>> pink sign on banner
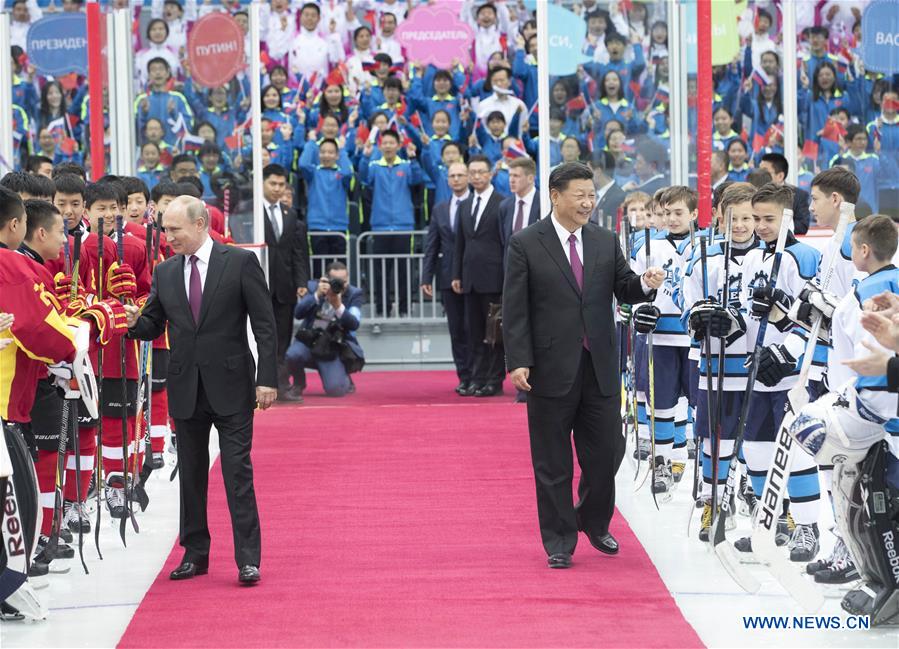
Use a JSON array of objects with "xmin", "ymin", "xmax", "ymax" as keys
[
  {"xmin": 396, "ymin": 4, "xmax": 474, "ymax": 68},
  {"xmin": 187, "ymin": 13, "xmax": 245, "ymax": 88}
]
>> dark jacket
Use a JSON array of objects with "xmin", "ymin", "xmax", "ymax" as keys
[
  {"xmin": 129, "ymin": 241, "xmax": 278, "ymax": 419},
  {"xmin": 264, "ymin": 203, "xmax": 310, "ymax": 304},
  {"xmin": 452, "ymin": 190, "xmax": 505, "ymax": 294},
  {"xmin": 502, "ymin": 217, "xmax": 654, "ymax": 398},
  {"xmin": 791, "ymin": 186, "xmax": 811, "ymax": 235},
  {"xmin": 294, "ymin": 279, "xmax": 364, "ymax": 361},
  {"xmin": 498, "ymin": 193, "xmax": 541, "ymax": 249},
  {"xmin": 421, "ymin": 199, "xmax": 458, "ymax": 291},
  {"xmin": 594, "ymin": 182, "xmax": 626, "ymax": 224}
]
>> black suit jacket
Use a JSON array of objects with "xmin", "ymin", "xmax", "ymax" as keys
[
  {"xmin": 264, "ymin": 203, "xmax": 310, "ymax": 304},
  {"xmin": 422, "ymin": 199, "xmax": 459, "ymax": 291},
  {"xmin": 594, "ymin": 182, "xmax": 626, "ymax": 224},
  {"xmin": 503, "ymin": 217, "xmax": 654, "ymax": 398},
  {"xmin": 499, "ymin": 193, "xmax": 541, "ymax": 249},
  {"xmin": 452, "ymin": 190, "xmax": 505, "ymax": 294},
  {"xmin": 129, "ymin": 241, "xmax": 279, "ymax": 419},
  {"xmin": 791, "ymin": 186, "xmax": 811, "ymax": 235}
]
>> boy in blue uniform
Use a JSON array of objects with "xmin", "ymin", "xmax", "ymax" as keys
[
  {"xmin": 298, "ymin": 138, "xmax": 354, "ymax": 277},
  {"xmin": 358, "ymin": 130, "xmax": 423, "ymax": 316}
]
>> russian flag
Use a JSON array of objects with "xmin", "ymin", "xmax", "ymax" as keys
[
  {"xmin": 182, "ymin": 133, "xmax": 205, "ymax": 153},
  {"xmin": 504, "ymin": 139, "xmax": 528, "ymax": 160},
  {"xmin": 751, "ymin": 66, "xmax": 772, "ymax": 88},
  {"xmin": 654, "ymin": 86, "xmax": 670, "ymax": 105}
]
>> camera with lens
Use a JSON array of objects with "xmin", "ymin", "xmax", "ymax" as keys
[{"xmin": 329, "ymin": 276, "xmax": 346, "ymax": 294}]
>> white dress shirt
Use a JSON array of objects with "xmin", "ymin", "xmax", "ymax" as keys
[
  {"xmin": 471, "ymin": 186, "xmax": 494, "ymax": 230},
  {"xmin": 264, "ymin": 200, "xmax": 284, "ymax": 238},
  {"xmin": 183, "ymin": 235, "xmax": 213, "ymax": 296},
  {"xmin": 551, "ymin": 213, "xmax": 653, "ymax": 293},
  {"xmin": 449, "ymin": 190, "xmax": 470, "ymax": 231},
  {"xmin": 551, "ymin": 213, "xmax": 582, "ymax": 265}
]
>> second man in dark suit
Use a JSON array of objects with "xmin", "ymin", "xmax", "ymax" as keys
[
  {"xmin": 262, "ymin": 164, "xmax": 310, "ymax": 402},
  {"xmin": 422, "ymin": 161, "xmax": 471, "ymax": 394},
  {"xmin": 452, "ymin": 155, "xmax": 506, "ymax": 397},
  {"xmin": 499, "ymin": 156, "xmax": 540, "ymax": 249}
]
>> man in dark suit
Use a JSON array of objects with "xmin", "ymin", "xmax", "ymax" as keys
[
  {"xmin": 503, "ymin": 162, "xmax": 664, "ymax": 569},
  {"xmin": 452, "ymin": 155, "xmax": 506, "ymax": 397},
  {"xmin": 285, "ymin": 262, "xmax": 365, "ymax": 397},
  {"xmin": 758, "ymin": 152, "xmax": 811, "ymax": 234},
  {"xmin": 421, "ymin": 161, "xmax": 471, "ymax": 393},
  {"xmin": 124, "ymin": 196, "xmax": 277, "ymax": 584},
  {"xmin": 623, "ymin": 140, "xmax": 669, "ymax": 196},
  {"xmin": 591, "ymin": 151, "xmax": 626, "ymax": 226},
  {"xmin": 498, "ymin": 157, "xmax": 540, "ymax": 249},
  {"xmin": 262, "ymin": 163, "xmax": 310, "ymax": 402}
]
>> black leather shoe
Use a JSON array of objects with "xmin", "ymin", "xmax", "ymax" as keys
[
  {"xmin": 547, "ymin": 553, "xmax": 572, "ymax": 569},
  {"xmin": 458, "ymin": 383, "xmax": 479, "ymax": 397},
  {"xmin": 277, "ymin": 389, "xmax": 303, "ymax": 403},
  {"xmin": 238, "ymin": 565, "xmax": 260, "ymax": 584},
  {"xmin": 587, "ymin": 532, "xmax": 619, "ymax": 555},
  {"xmin": 474, "ymin": 384, "xmax": 502, "ymax": 397},
  {"xmin": 169, "ymin": 561, "xmax": 209, "ymax": 580},
  {"xmin": 454, "ymin": 381, "xmax": 469, "ymax": 395}
]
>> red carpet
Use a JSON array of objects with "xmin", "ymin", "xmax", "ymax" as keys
[{"xmin": 119, "ymin": 371, "xmax": 702, "ymax": 648}]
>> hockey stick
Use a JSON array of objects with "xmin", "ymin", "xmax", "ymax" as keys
[
  {"xmin": 750, "ymin": 203, "xmax": 854, "ymax": 612},
  {"xmin": 68, "ymin": 235, "xmax": 88, "ymax": 574},
  {"xmin": 699, "ymin": 232, "xmax": 718, "ymax": 515},
  {"xmin": 95, "ymin": 219, "xmax": 104, "ymax": 559},
  {"xmin": 711, "ymin": 216, "xmax": 792, "ymax": 594},
  {"xmin": 618, "ymin": 215, "xmax": 640, "ymax": 478},
  {"xmin": 114, "ymin": 215, "xmax": 135, "ymax": 544},
  {"xmin": 636, "ymin": 228, "xmax": 659, "ymax": 509},
  {"xmin": 44, "ymin": 398, "xmax": 70, "ymax": 564},
  {"xmin": 688, "ymin": 220, "xmax": 702, "ymax": 507},
  {"xmin": 711, "ymin": 214, "xmax": 734, "ymax": 527}
]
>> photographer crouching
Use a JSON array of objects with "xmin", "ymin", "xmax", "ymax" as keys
[{"xmin": 285, "ymin": 262, "xmax": 365, "ymax": 399}]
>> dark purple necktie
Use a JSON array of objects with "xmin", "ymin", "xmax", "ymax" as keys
[
  {"xmin": 513, "ymin": 199, "xmax": 525, "ymax": 233},
  {"xmin": 568, "ymin": 234, "xmax": 583, "ymax": 290},
  {"xmin": 188, "ymin": 254, "xmax": 202, "ymax": 324},
  {"xmin": 568, "ymin": 234, "xmax": 589, "ymax": 350}
]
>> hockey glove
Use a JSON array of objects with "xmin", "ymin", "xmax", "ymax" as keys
[
  {"xmin": 106, "ymin": 262, "xmax": 137, "ymax": 301},
  {"xmin": 53, "ymin": 272, "xmax": 75, "ymax": 301},
  {"xmin": 63, "ymin": 294, "xmax": 90, "ymax": 319},
  {"xmin": 754, "ymin": 344, "xmax": 797, "ymax": 387},
  {"xmin": 633, "ymin": 304, "xmax": 661, "ymax": 334},
  {"xmin": 751, "ymin": 285, "xmax": 793, "ymax": 329},
  {"xmin": 617, "ymin": 303, "xmax": 633, "ymax": 325},
  {"xmin": 690, "ymin": 300, "xmax": 746, "ymax": 343},
  {"xmin": 787, "ymin": 281, "xmax": 837, "ymax": 344},
  {"xmin": 80, "ymin": 298, "xmax": 129, "ymax": 346}
]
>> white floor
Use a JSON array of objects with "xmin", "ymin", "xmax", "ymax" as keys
[{"xmin": 2, "ymin": 430, "xmax": 896, "ymax": 648}]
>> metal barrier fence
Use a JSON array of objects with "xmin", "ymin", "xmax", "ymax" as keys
[
  {"xmin": 308, "ymin": 231, "xmax": 354, "ymax": 281},
  {"xmin": 354, "ymin": 230, "xmax": 444, "ymax": 323}
]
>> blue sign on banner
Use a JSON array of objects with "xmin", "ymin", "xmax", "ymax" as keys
[
  {"xmin": 862, "ymin": 0, "xmax": 899, "ymax": 74},
  {"xmin": 546, "ymin": 4, "xmax": 591, "ymax": 76},
  {"xmin": 26, "ymin": 13, "xmax": 88, "ymax": 76}
]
